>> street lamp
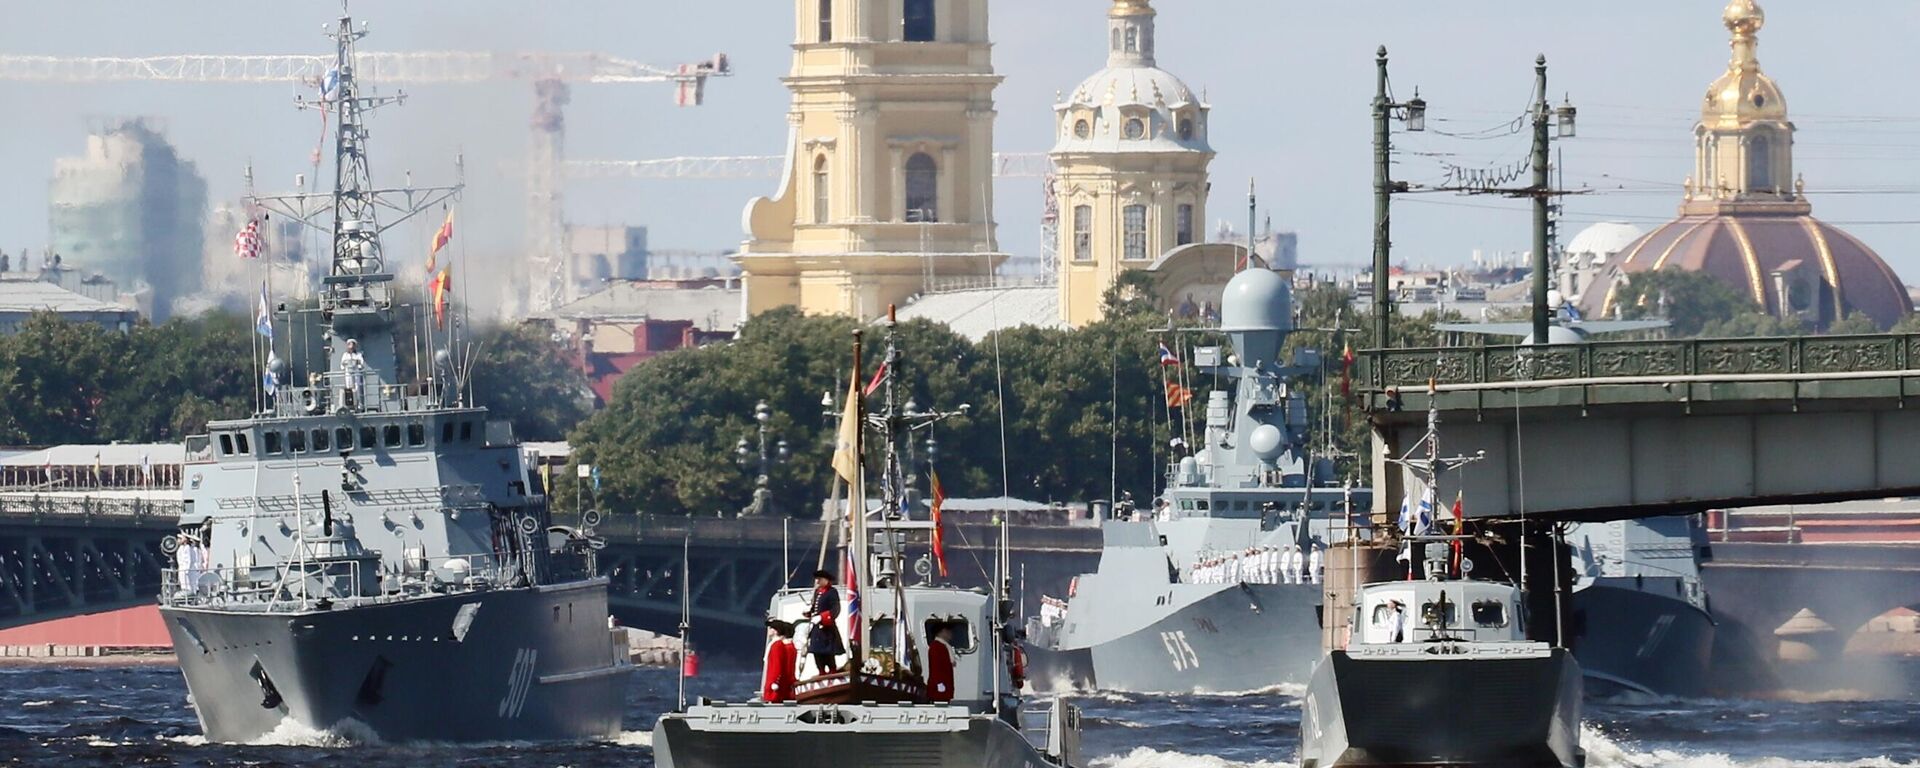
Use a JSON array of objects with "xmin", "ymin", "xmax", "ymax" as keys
[
  {"xmin": 1373, "ymin": 46, "xmax": 1428, "ymax": 350},
  {"xmin": 1555, "ymin": 96, "xmax": 1578, "ymax": 139},
  {"xmin": 739, "ymin": 399, "xmax": 788, "ymax": 517}
]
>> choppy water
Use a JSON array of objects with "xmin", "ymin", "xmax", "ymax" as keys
[{"xmin": 4, "ymin": 662, "xmax": 1920, "ymax": 767}]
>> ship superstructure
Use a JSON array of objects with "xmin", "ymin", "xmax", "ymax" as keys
[
  {"xmin": 159, "ymin": 12, "xmax": 628, "ymax": 743},
  {"xmin": 653, "ymin": 313, "xmax": 1081, "ymax": 768},
  {"xmin": 1025, "ymin": 267, "xmax": 1372, "ymax": 693}
]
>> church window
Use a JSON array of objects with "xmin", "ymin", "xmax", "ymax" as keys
[
  {"xmin": 818, "ymin": 0, "xmax": 833, "ymax": 42},
  {"xmin": 1178, "ymin": 118, "xmax": 1195, "ymax": 141},
  {"xmin": 905, "ymin": 152, "xmax": 938, "ymax": 223},
  {"xmin": 1747, "ymin": 134, "xmax": 1773, "ymax": 193},
  {"xmin": 813, "ymin": 155, "xmax": 831, "ymax": 224},
  {"xmin": 1123, "ymin": 117, "xmax": 1146, "ymax": 140},
  {"xmin": 1124, "ymin": 26, "xmax": 1138, "ymax": 54},
  {"xmin": 1073, "ymin": 205, "xmax": 1093, "ymax": 262},
  {"xmin": 903, "ymin": 0, "xmax": 935, "ymax": 42},
  {"xmin": 1074, "ymin": 119, "xmax": 1090, "ymax": 139},
  {"xmin": 1112, "ymin": 28, "xmax": 1122, "ymax": 53},
  {"xmin": 1123, "ymin": 205, "xmax": 1148, "ymax": 260},
  {"xmin": 1176, "ymin": 204, "xmax": 1195, "ymax": 246}
]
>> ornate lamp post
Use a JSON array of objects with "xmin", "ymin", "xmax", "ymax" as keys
[{"xmin": 736, "ymin": 399, "xmax": 789, "ymax": 516}]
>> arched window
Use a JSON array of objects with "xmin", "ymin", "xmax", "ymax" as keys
[
  {"xmin": 1123, "ymin": 204, "xmax": 1148, "ymax": 260},
  {"xmin": 1176, "ymin": 204, "xmax": 1195, "ymax": 246},
  {"xmin": 1124, "ymin": 26, "xmax": 1138, "ymax": 54},
  {"xmin": 1073, "ymin": 205, "xmax": 1093, "ymax": 261},
  {"xmin": 1747, "ymin": 133, "xmax": 1773, "ymax": 193},
  {"xmin": 904, "ymin": 0, "xmax": 935, "ymax": 42},
  {"xmin": 905, "ymin": 152, "xmax": 938, "ymax": 223},
  {"xmin": 813, "ymin": 155, "xmax": 830, "ymax": 224},
  {"xmin": 819, "ymin": 0, "xmax": 833, "ymax": 43}
]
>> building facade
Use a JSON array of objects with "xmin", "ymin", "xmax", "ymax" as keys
[
  {"xmin": 1052, "ymin": 0, "xmax": 1214, "ymax": 326},
  {"xmin": 48, "ymin": 121, "xmax": 206, "ymax": 321},
  {"xmin": 735, "ymin": 0, "xmax": 1006, "ymax": 319}
]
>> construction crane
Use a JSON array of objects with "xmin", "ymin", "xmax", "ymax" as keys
[
  {"xmin": 0, "ymin": 49, "xmax": 732, "ymax": 315},
  {"xmin": 565, "ymin": 152, "xmax": 1054, "ymax": 180}
]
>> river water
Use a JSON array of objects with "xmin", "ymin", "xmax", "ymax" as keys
[{"xmin": 4, "ymin": 662, "xmax": 1919, "ymax": 767}]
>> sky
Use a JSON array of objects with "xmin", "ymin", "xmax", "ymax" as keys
[{"xmin": 3, "ymin": 1, "xmax": 1919, "ymax": 286}]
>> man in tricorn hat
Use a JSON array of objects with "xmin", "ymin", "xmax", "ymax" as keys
[
  {"xmin": 760, "ymin": 618, "xmax": 798, "ymax": 702},
  {"xmin": 801, "ymin": 569, "xmax": 845, "ymax": 676}
]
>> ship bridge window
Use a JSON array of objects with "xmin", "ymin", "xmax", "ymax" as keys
[
  {"xmin": 1370, "ymin": 603, "xmax": 1395, "ymax": 626},
  {"xmin": 234, "ymin": 433, "xmax": 250, "ymax": 455},
  {"xmin": 217, "ymin": 434, "xmax": 234, "ymax": 455},
  {"xmin": 407, "ymin": 423, "xmax": 426, "ymax": 447},
  {"xmin": 1196, "ymin": 499, "xmax": 1210, "ymax": 511},
  {"xmin": 263, "ymin": 431, "xmax": 282, "ymax": 455},
  {"xmin": 289, "ymin": 429, "xmax": 307, "ymax": 453},
  {"xmin": 311, "ymin": 428, "xmax": 330, "ymax": 452},
  {"xmin": 336, "ymin": 427, "xmax": 352, "ymax": 451},
  {"xmin": 360, "ymin": 426, "xmax": 377, "ymax": 450},
  {"xmin": 383, "ymin": 425, "xmax": 402, "ymax": 448},
  {"xmin": 926, "ymin": 616, "xmax": 976, "ymax": 653},
  {"xmin": 1420, "ymin": 600, "xmax": 1458, "ymax": 629},
  {"xmin": 1471, "ymin": 600, "xmax": 1508, "ymax": 628},
  {"xmin": 460, "ymin": 421, "xmax": 474, "ymax": 442},
  {"xmin": 441, "ymin": 421, "xmax": 455, "ymax": 444}
]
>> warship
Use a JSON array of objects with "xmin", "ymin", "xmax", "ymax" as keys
[
  {"xmin": 1023, "ymin": 266, "xmax": 1372, "ymax": 693},
  {"xmin": 653, "ymin": 314, "xmax": 1082, "ymax": 768},
  {"xmin": 157, "ymin": 12, "xmax": 629, "ymax": 743},
  {"xmin": 1567, "ymin": 516, "xmax": 1715, "ymax": 697},
  {"xmin": 1297, "ymin": 398, "xmax": 1583, "ymax": 768}
]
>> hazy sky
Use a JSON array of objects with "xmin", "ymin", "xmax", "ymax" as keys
[{"xmin": 4, "ymin": 1, "xmax": 1919, "ymax": 284}]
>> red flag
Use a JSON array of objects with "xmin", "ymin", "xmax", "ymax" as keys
[
  {"xmin": 862, "ymin": 361, "xmax": 889, "ymax": 397},
  {"xmin": 432, "ymin": 266, "xmax": 453, "ymax": 327},
  {"xmin": 234, "ymin": 219, "xmax": 263, "ymax": 259},
  {"xmin": 427, "ymin": 209, "xmax": 454, "ymax": 272},
  {"xmin": 1340, "ymin": 341, "xmax": 1355, "ymax": 399},
  {"xmin": 929, "ymin": 469, "xmax": 949, "ymax": 578},
  {"xmin": 1451, "ymin": 490, "xmax": 1466, "ymax": 576},
  {"xmin": 1165, "ymin": 380, "xmax": 1193, "ymax": 409}
]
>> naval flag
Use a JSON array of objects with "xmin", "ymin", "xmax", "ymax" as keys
[{"xmin": 254, "ymin": 282, "xmax": 273, "ymax": 340}]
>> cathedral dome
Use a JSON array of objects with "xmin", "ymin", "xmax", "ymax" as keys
[
  {"xmin": 1052, "ymin": 0, "xmax": 1211, "ymax": 156},
  {"xmin": 1565, "ymin": 221, "xmax": 1644, "ymax": 268},
  {"xmin": 1577, "ymin": 0, "xmax": 1910, "ymax": 330},
  {"xmin": 1582, "ymin": 213, "xmax": 1909, "ymax": 329}
]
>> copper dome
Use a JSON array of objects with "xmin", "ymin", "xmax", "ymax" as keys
[{"xmin": 1583, "ymin": 212, "xmax": 1909, "ymax": 329}]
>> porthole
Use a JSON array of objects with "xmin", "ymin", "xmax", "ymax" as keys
[
  {"xmin": 1074, "ymin": 119, "xmax": 1090, "ymax": 139},
  {"xmin": 1123, "ymin": 118, "xmax": 1146, "ymax": 140}
]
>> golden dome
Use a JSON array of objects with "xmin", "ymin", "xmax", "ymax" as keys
[
  {"xmin": 1703, "ymin": 0, "xmax": 1785, "ymax": 127},
  {"xmin": 1110, "ymin": 0, "xmax": 1154, "ymax": 18}
]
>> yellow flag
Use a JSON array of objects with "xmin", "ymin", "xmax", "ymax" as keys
[{"xmin": 830, "ymin": 374, "xmax": 862, "ymax": 485}]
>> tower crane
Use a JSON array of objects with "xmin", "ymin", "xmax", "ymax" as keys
[{"xmin": 0, "ymin": 48, "xmax": 732, "ymax": 315}]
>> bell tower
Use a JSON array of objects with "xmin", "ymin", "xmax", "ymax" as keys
[{"xmin": 735, "ymin": 0, "xmax": 1006, "ymax": 319}]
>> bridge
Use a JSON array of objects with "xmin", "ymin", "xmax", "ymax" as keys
[
  {"xmin": 0, "ymin": 493, "xmax": 174, "ymax": 631},
  {"xmin": 1360, "ymin": 333, "xmax": 1920, "ymax": 521}
]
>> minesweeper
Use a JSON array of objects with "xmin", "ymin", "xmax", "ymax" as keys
[
  {"xmin": 158, "ymin": 12, "xmax": 629, "ymax": 743},
  {"xmin": 1024, "ymin": 266, "xmax": 1371, "ymax": 693},
  {"xmin": 653, "ymin": 314, "xmax": 1081, "ymax": 768},
  {"xmin": 1298, "ymin": 396, "xmax": 1583, "ymax": 768}
]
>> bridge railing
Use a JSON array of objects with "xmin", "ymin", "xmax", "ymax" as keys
[{"xmin": 1362, "ymin": 332, "xmax": 1920, "ymax": 392}]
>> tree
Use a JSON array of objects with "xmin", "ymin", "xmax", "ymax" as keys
[
  {"xmin": 468, "ymin": 322, "xmax": 592, "ymax": 442},
  {"xmin": 1891, "ymin": 313, "xmax": 1920, "ymax": 334},
  {"xmin": 0, "ymin": 313, "xmax": 125, "ymax": 444},
  {"xmin": 96, "ymin": 314, "xmax": 255, "ymax": 442},
  {"xmin": 1700, "ymin": 312, "xmax": 1807, "ymax": 338},
  {"xmin": 1824, "ymin": 311, "xmax": 1881, "ymax": 336},
  {"xmin": 1609, "ymin": 270, "xmax": 1751, "ymax": 337},
  {"xmin": 1102, "ymin": 270, "xmax": 1162, "ymax": 320}
]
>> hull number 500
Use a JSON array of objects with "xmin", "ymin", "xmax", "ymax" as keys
[{"xmin": 1160, "ymin": 630, "xmax": 1200, "ymax": 670}]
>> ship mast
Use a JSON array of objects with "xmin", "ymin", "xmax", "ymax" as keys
[{"xmin": 246, "ymin": 11, "xmax": 461, "ymax": 410}]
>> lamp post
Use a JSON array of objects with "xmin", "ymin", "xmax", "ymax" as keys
[
  {"xmin": 736, "ymin": 399, "xmax": 789, "ymax": 517},
  {"xmin": 1528, "ymin": 55, "xmax": 1578, "ymax": 346},
  {"xmin": 1373, "ymin": 46, "xmax": 1427, "ymax": 349}
]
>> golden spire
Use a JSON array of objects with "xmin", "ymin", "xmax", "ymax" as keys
[
  {"xmin": 1110, "ymin": 0, "xmax": 1153, "ymax": 18},
  {"xmin": 1703, "ymin": 0, "xmax": 1784, "ymax": 126},
  {"xmin": 1723, "ymin": 0, "xmax": 1765, "ymax": 73}
]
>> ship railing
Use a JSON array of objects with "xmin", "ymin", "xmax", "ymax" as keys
[{"xmin": 162, "ymin": 549, "xmax": 535, "ymax": 611}]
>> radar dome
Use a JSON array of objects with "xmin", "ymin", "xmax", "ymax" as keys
[
  {"xmin": 1219, "ymin": 268, "xmax": 1293, "ymax": 332},
  {"xmin": 1248, "ymin": 424, "xmax": 1285, "ymax": 463}
]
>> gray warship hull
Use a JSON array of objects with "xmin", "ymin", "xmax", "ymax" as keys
[
  {"xmin": 1298, "ymin": 649, "xmax": 1585, "ymax": 768},
  {"xmin": 164, "ymin": 579, "xmax": 629, "ymax": 743},
  {"xmin": 654, "ymin": 704, "xmax": 1064, "ymax": 768},
  {"xmin": 1027, "ymin": 582, "xmax": 1323, "ymax": 693},
  {"xmin": 1570, "ymin": 578, "xmax": 1715, "ymax": 697}
]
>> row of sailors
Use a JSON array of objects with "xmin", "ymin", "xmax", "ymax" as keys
[{"xmin": 1189, "ymin": 544, "xmax": 1325, "ymax": 585}]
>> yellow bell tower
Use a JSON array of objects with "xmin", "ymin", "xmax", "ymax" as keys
[
  {"xmin": 735, "ymin": 0, "xmax": 1007, "ymax": 319},
  {"xmin": 1684, "ymin": 0, "xmax": 1806, "ymax": 215}
]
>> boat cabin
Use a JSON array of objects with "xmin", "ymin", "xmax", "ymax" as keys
[{"xmin": 1352, "ymin": 579, "xmax": 1526, "ymax": 645}]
